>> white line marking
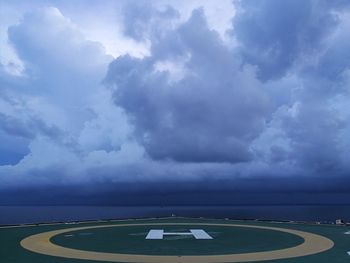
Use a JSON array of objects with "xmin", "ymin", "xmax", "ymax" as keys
[
  {"xmin": 145, "ymin": 229, "xmax": 213, "ymax": 239},
  {"xmin": 190, "ymin": 229, "xmax": 213, "ymax": 239},
  {"xmin": 163, "ymin": 232, "xmax": 193, "ymax": 235},
  {"xmin": 344, "ymin": 231, "xmax": 350, "ymax": 234},
  {"xmin": 146, "ymin": 229, "xmax": 164, "ymax": 239}
]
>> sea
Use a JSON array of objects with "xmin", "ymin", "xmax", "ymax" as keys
[{"xmin": 1, "ymin": 205, "xmax": 350, "ymax": 225}]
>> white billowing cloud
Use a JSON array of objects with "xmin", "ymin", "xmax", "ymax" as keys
[
  {"xmin": 153, "ymin": 54, "xmax": 190, "ymax": 83},
  {"xmin": 3, "ymin": 6, "xmax": 113, "ymax": 138},
  {"xmin": 77, "ymin": 89, "xmax": 132, "ymax": 153},
  {"xmin": 0, "ymin": 6, "xmax": 141, "ymax": 186},
  {"xmin": 61, "ymin": 2, "xmax": 150, "ymax": 58},
  {"xmin": 0, "ymin": 2, "xmax": 25, "ymax": 75}
]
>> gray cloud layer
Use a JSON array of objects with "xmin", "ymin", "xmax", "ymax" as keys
[{"xmin": 1, "ymin": 1, "xmax": 350, "ymax": 197}]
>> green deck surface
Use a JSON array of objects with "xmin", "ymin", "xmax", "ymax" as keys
[{"xmin": 0, "ymin": 218, "xmax": 349, "ymax": 263}]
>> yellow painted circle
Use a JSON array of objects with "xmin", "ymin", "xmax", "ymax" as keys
[{"xmin": 20, "ymin": 223, "xmax": 334, "ymax": 263}]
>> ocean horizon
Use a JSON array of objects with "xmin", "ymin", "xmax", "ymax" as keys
[{"xmin": 1, "ymin": 205, "xmax": 349, "ymax": 225}]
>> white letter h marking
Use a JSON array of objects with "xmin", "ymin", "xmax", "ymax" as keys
[{"xmin": 146, "ymin": 229, "xmax": 213, "ymax": 240}]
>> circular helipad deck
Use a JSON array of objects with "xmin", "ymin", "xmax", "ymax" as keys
[{"xmin": 20, "ymin": 221, "xmax": 334, "ymax": 263}]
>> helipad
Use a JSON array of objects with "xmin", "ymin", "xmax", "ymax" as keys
[{"xmin": 1, "ymin": 218, "xmax": 349, "ymax": 262}]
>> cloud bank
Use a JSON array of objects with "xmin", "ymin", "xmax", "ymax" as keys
[{"xmin": 1, "ymin": 0, "xmax": 350, "ymax": 201}]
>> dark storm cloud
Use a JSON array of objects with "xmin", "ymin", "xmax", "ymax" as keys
[
  {"xmin": 232, "ymin": 0, "xmax": 343, "ymax": 81},
  {"xmin": 103, "ymin": 0, "xmax": 350, "ymax": 181},
  {"xmin": 0, "ymin": 130, "xmax": 29, "ymax": 165},
  {"xmin": 2, "ymin": 175, "xmax": 350, "ymax": 205},
  {"xmin": 0, "ymin": 113, "xmax": 35, "ymax": 139},
  {"xmin": 0, "ymin": 111, "xmax": 62, "ymax": 140},
  {"xmin": 0, "ymin": 87, "xmax": 63, "ymax": 165},
  {"xmin": 278, "ymin": 100, "xmax": 344, "ymax": 175},
  {"xmin": 106, "ymin": 9, "xmax": 269, "ymax": 163}
]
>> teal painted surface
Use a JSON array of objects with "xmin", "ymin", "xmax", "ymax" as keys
[
  {"xmin": 52, "ymin": 224, "xmax": 303, "ymax": 255},
  {"xmin": 0, "ymin": 218, "xmax": 349, "ymax": 262}
]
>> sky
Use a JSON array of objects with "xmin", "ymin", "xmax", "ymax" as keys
[{"xmin": 1, "ymin": 0, "xmax": 350, "ymax": 205}]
